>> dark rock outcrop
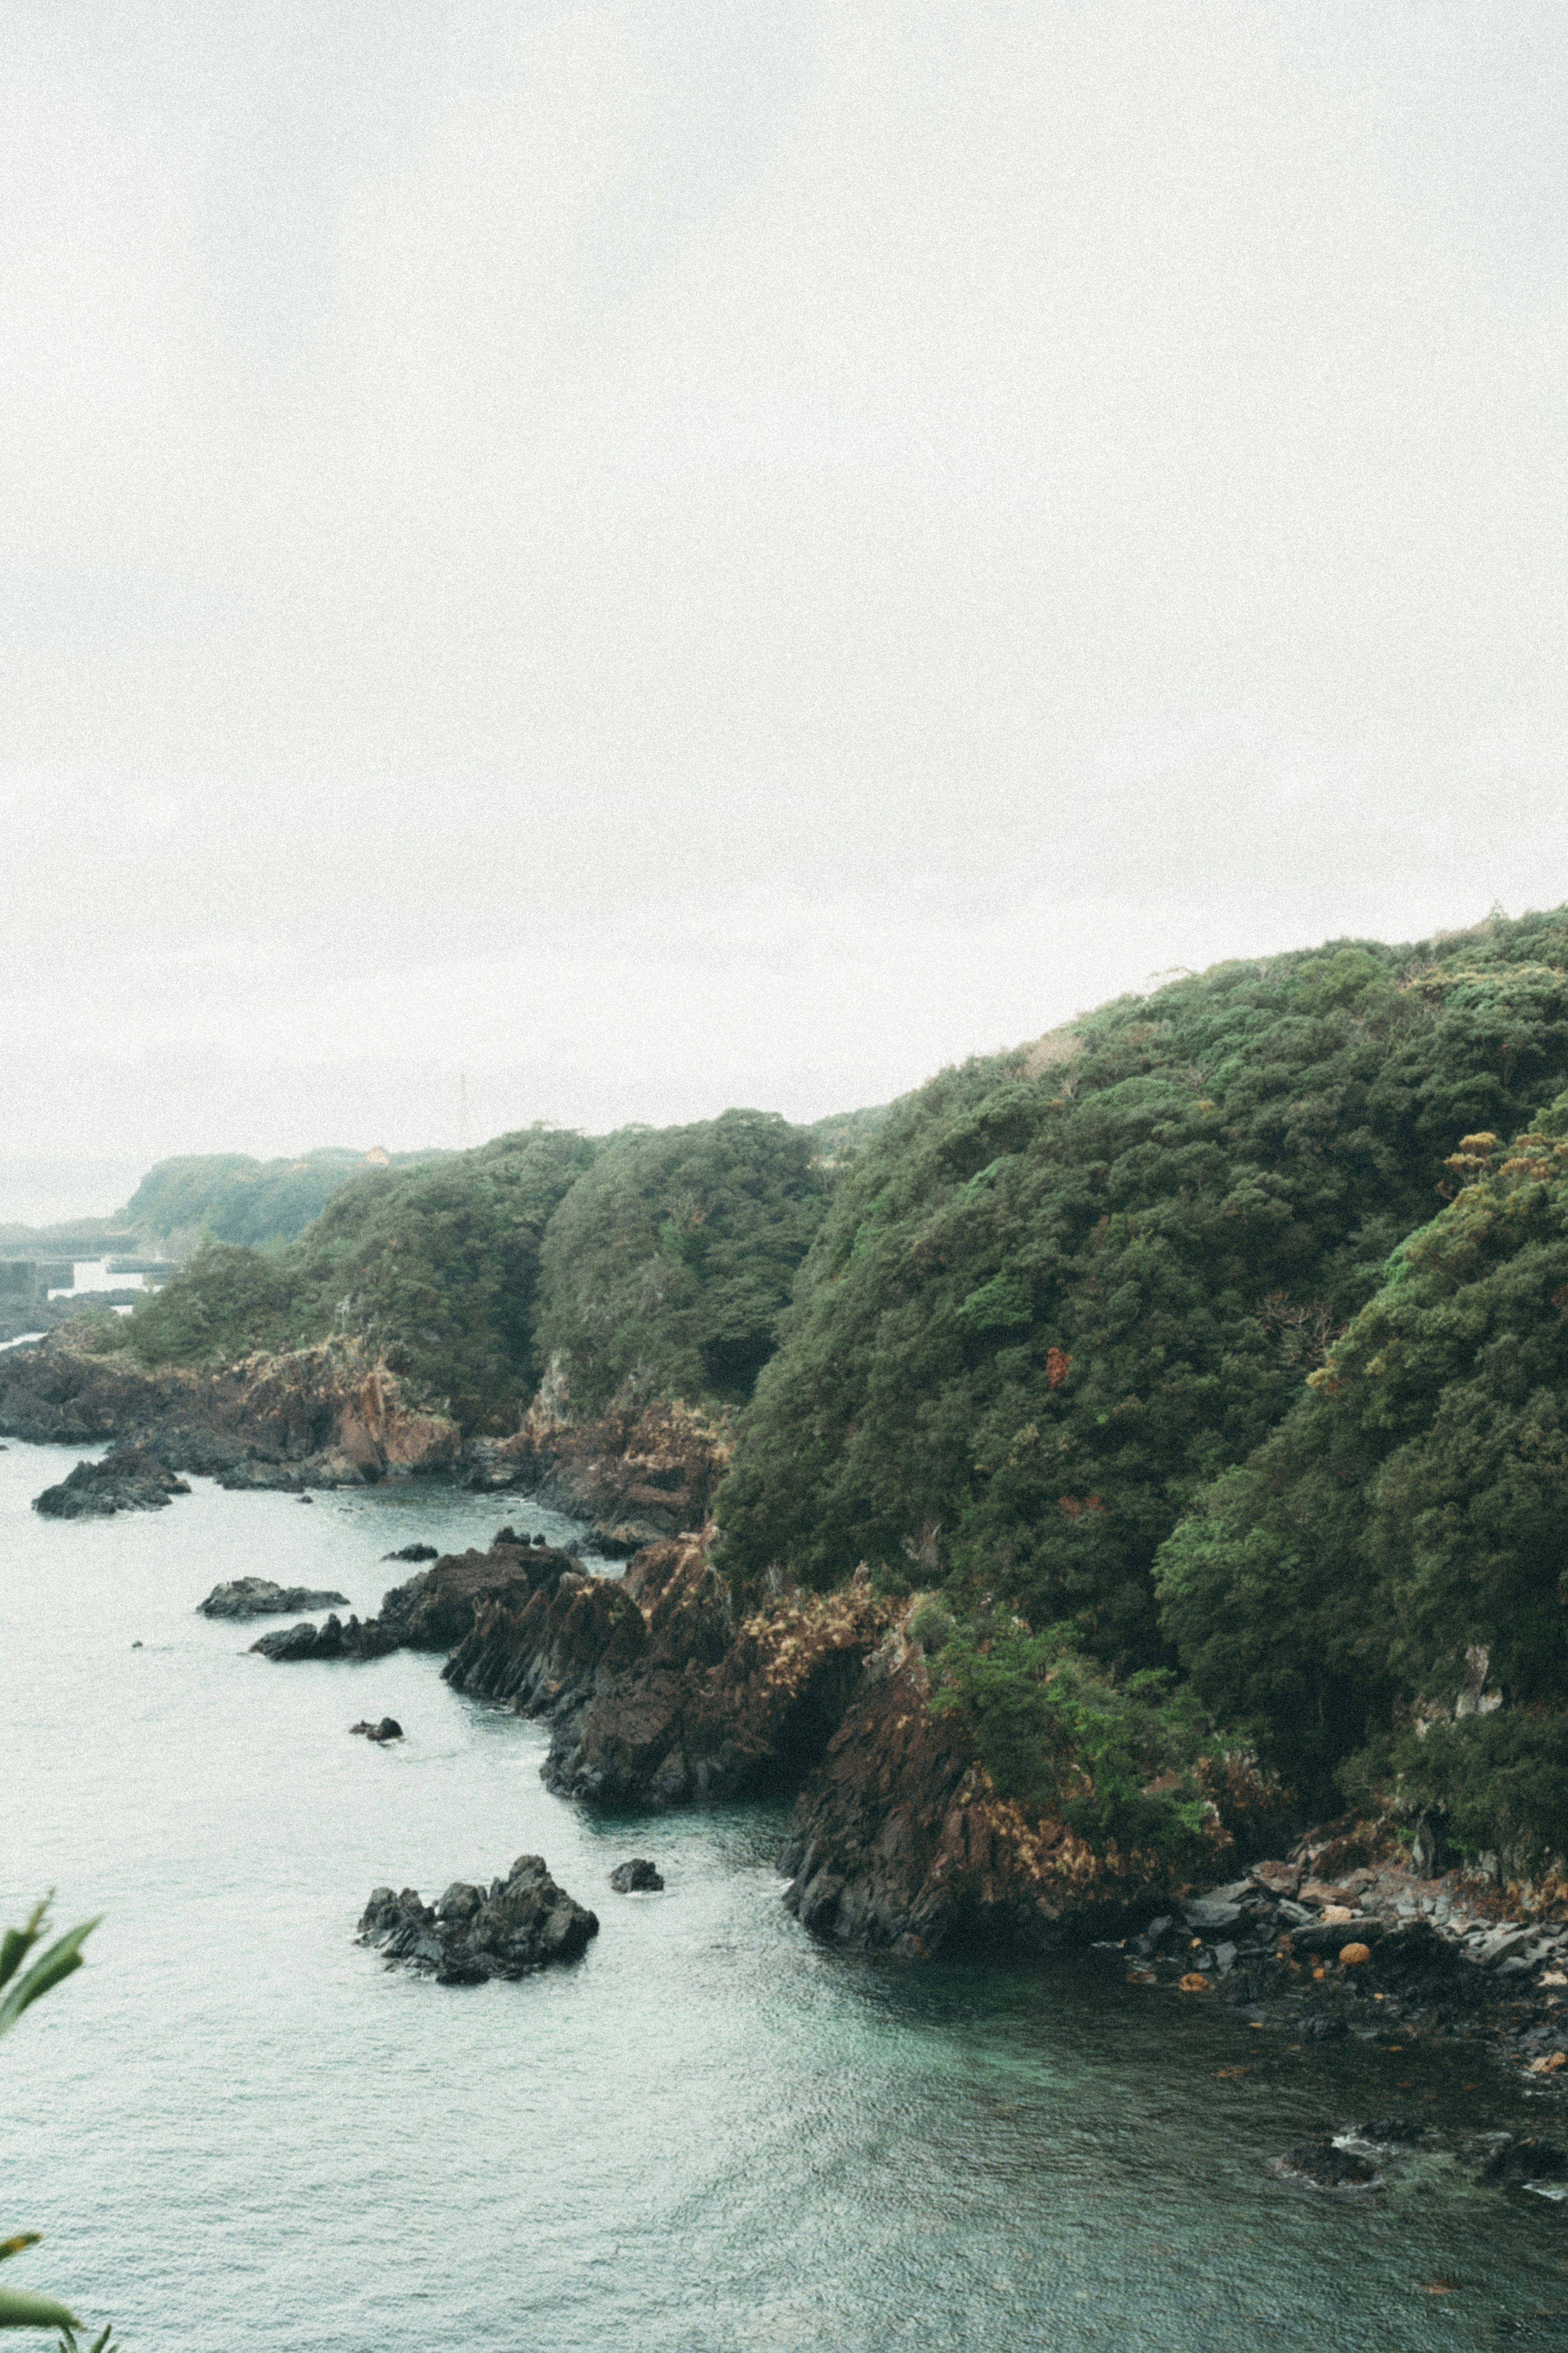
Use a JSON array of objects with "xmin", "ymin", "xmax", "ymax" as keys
[
  {"xmin": 350, "ymin": 1717, "xmax": 403, "ymax": 1742},
  {"xmin": 383, "ymin": 1543, "xmax": 439, "ymax": 1562},
  {"xmin": 444, "ymin": 1534, "xmax": 886, "ymax": 1810},
  {"xmin": 199, "ymin": 1577, "xmax": 349, "ymax": 1618},
  {"xmin": 250, "ymin": 1616, "xmax": 362, "ymax": 1662},
  {"xmin": 249, "ymin": 1541, "xmax": 585, "ymax": 1664},
  {"xmin": 33, "ymin": 1446, "xmax": 191, "ymax": 1518},
  {"xmin": 608, "ymin": 1858, "xmax": 664, "ymax": 1892},
  {"xmin": 357, "ymin": 1854, "xmax": 599, "ymax": 1982},
  {"xmin": 0, "ymin": 1329, "xmax": 459, "ymax": 1488}
]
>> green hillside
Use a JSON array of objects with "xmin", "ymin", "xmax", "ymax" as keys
[
  {"xmin": 122, "ymin": 1147, "xmax": 447, "ymax": 1252},
  {"xmin": 713, "ymin": 917, "xmax": 1568, "ymax": 1673}
]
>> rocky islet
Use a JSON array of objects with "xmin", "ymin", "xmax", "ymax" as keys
[{"xmin": 357, "ymin": 1854, "xmax": 599, "ymax": 1984}]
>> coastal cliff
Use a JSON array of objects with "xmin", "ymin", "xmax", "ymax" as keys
[{"xmin": 0, "ymin": 1329, "xmax": 458, "ymax": 1486}]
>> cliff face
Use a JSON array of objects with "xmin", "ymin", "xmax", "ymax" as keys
[
  {"xmin": 440, "ymin": 1537, "xmax": 1200, "ymax": 1949},
  {"xmin": 778, "ymin": 1637, "xmax": 1211, "ymax": 1956},
  {"xmin": 472, "ymin": 1398, "xmax": 732, "ymax": 1554},
  {"xmin": 0, "ymin": 1331, "xmax": 459, "ymax": 1485},
  {"xmin": 445, "ymin": 1535, "xmax": 886, "ymax": 1808}
]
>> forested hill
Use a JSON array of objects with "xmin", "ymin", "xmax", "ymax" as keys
[
  {"xmin": 91, "ymin": 909, "xmax": 1568, "ymax": 1865},
  {"xmin": 120, "ymin": 1147, "xmax": 451, "ymax": 1253},
  {"xmin": 711, "ymin": 911, "xmax": 1568, "ymax": 1860},
  {"xmin": 112, "ymin": 1111, "xmax": 839, "ymax": 1430}
]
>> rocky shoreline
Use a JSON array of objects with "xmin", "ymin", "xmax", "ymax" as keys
[
  {"xmin": 1090, "ymin": 1817, "xmax": 1568, "ymax": 2093},
  {"xmin": 17, "ymin": 1327, "xmax": 1568, "ymax": 2076},
  {"xmin": 0, "ymin": 1332, "xmax": 725, "ymax": 1554}
]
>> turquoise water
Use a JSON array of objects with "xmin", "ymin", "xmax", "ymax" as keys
[{"xmin": 4, "ymin": 1437, "xmax": 1568, "ymax": 2350}]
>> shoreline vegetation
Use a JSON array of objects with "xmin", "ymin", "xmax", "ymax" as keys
[{"xmin": 10, "ymin": 910, "xmax": 1568, "ymax": 2085}]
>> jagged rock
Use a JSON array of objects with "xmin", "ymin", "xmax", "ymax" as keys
[
  {"xmin": 199, "ymin": 1577, "xmax": 349, "ymax": 1618},
  {"xmin": 443, "ymin": 1535, "xmax": 882, "ymax": 1811},
  {"xmin": 383, "ymin": 1543, "xmax": 438, "ymax": 1562},
  {"xmin": 34, "ymin": 1446, "xmax": 191, "ymax": 1518},
  {"xmin": 0, "ymin": 1327, "xmax": 458, "ymax": 1486},
  {"xmin": 250, "ymin": 1617, "xmax": 350, "ymax": 1662},
  {"xmin": 350, "ymin": 1717, "xmax": 403, "ymax": 1742},
  {"xmin": 608, "ymin": 1858, "xmax": 664, "ymax": 1892},
  {"xmin": 250, "ymin": 1543, "xmax": 578, "ymax": 1664},
  {"xmin": 357, "ymin": 1854, "xmax": 599, "ymax": 1981}
]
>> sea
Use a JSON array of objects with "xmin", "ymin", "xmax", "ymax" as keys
[{"xmin": 4, "ymin": 1435, "xmax": 1567, "ymax": 2350}]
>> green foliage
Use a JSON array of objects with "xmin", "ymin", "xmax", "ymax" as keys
[
  {"xmin": 124, "ymin": 1126, "xmax": 598, "ymax": 1427},
  {"xmin": 1157, "ymin": 1120, "xmax": 1568, "ymax": 1825},
  {"xmin": 1, "ymin": 1899, "xmax": 108, "ymax": 2342},
  {"xmin": 121, "ymin": 1147, "xmax": 444, "ymax": 1251},
  {"xmin": 927, "ymin": 1613, "xmax": 1214, "ymax": 1859},
  {"xmin": 0, "ymin": 1900, "xmax": 100, "ymax": 2042},
  {"xmin": 126, "ymin": 1244, "xmax": 297, "ymax": 1369},
  {"xmin": 533, "ymin": 1111, "xmax": 831, "ymax": 1415},
  {"xmin": 716, "ymin": 912, "xmax": 1568, "ymax": 1673},
  {"xmin": 1386, "ymin": 1711, "xmax": 1568, "ymax": 1870}
]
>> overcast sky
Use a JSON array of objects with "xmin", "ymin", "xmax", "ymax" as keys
[{"xmin": 5, "ymin": 0, "xmax": 1568, "ymax": 1204}]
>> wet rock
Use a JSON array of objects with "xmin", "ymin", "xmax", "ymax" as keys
[
  {"xmin": 357, "ymin": 1854, "xmax": 599, "ymax": 1981},
  {"xmin": 1481, "ymin": 2136, "xmax": 1568, "ymax": 2189},
  {"xmin": 199, "ymin": 1577, "xmax": 350, "ymax": 1619},
  {"xmin": 383, "ymin": 1543, "xmax": 439, "ymax": 1562},
  {"xmin": 1182, "ymin": 1897, "xmax": 1243, "ymax": 1932},
  {"xmin": 1274, "ymin": 2141, "xmax": 1382, "ymax": 2192},
  {"xmin": 351, "ymin": 1717, "xmax": 403, "ymax": 1742},
  {"xmin": 250, "ymin": 1617, "xmax": 349, "ymax": 1662},
  {"xmin": 608, "ymin": 1858, "xmax": 664, "ymax": 1892},
  {"xmin": 34, "ymin": 1445, "xmax": 191, "ymax": 1518}
]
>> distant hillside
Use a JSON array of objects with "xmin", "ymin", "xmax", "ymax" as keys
[{"xmin": 121, "ymin": 1147, "xmax": 450, "ymax": 1253}]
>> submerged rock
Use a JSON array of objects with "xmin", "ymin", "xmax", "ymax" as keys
[
  {"xmin": 357, "ymin": 1854, "xmax": 599, "ymax": 1982},
  {"xmin": 199, "ymin": 1577, "xmax": 349, "ymax": 1618},
  {"xmin": 1273, "ymin": 2142, "xmax": 1383, "ymax": 2193},
  {"xmin": 608, "ymin": 1858, "xmax": 664, "ymax": 1892},
  {"xmin": 34, "ymin": 1446, "xmax": 191, "ymax": 1518},
  {"xmin": 383, "ymin": 1543, "xmax": 439, "ymax": 1562},
  {"xmin": 350, "ymin": 1717, "xmax": 404, "ymax": 1742}
]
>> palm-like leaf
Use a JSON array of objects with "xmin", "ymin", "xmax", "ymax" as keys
[{"xmin": 0, "ymin": 1920, "xmax": 100, "ymax": 2044}]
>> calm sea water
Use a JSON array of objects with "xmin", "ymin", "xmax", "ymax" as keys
[{"xmin": 4, "ymin": 1436, "xmax": 1568, "ymax": 2351}]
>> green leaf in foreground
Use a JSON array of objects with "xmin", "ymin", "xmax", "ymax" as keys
[{"xmin": 0, "ymin": 2285, "xmax": 80, "ymax": 2331}]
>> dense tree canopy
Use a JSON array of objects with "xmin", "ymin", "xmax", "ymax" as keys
[
  {"xmin": 714, "ymin": 916, "xmax": 1568, "ymax": 1677},
  {"xmin": 533, "ymin": 1110, "xmax": 831, "ymax": 1416},
  {"xmin": 1156, "ymin": 1117, "xmax": 1568, "ymax": 1853},
  {"xmin": 122, "ymin": 1147, "xmax": 445, "ymax": 1251},
  {"xmin": 127, "ymin": 1128, "xmax": 597, "ymax": 1426}
]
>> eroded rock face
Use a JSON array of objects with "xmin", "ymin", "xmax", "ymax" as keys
[
  {"xmin": 469, "ymin": 1399, "xmax": 731, "ymax": 1555},
  {"xmin": 33, "ymin": 1446, "xmax": 191, "ymax": 1518},
  {"xmin": 444, "ymin": 1534, "xmax": 886, "ymax": 1810},
  {"xmin": 199, "ymin": 1577, "xmax": 349, "ymax": 1618},
  {"xmin": 357, "ymin": 1855, "xmax": 599, "ymax": 1982},
  {"xmin": 0, "ymin": 1331, "xmax": 459, "ymax": 1489},
  {"xmin": 777, "ymin": 1640, "xmax": 1171, "ymax": 1956},
  {"xmin": 249, "ymin": 1541, "xmax": 584, "ymax": 1664}
]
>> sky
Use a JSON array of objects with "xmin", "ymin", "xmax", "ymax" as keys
[{"xmin": 4, "ymin": 0, "xmax": 1568, "ymax": 1211}]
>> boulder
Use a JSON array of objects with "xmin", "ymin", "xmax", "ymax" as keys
[
  {"xmin": 350, "ymin": 1717, "xmax": 404, "ymax": 1742},
  {"xmin": 357, "ymin": 1854, "xmax": 599, "ymax": 1982},
  {"xmin": 608, "ymin": 1858, "xmax": 664, "ymax": 1892},
  {"xmin": 199, "ymin": 1577, "xmax": 349, "ymax": 1619},
  {"xmin": 383, "ymin": 1543, "xmax": 439, "ymax": 1562}
]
